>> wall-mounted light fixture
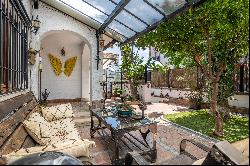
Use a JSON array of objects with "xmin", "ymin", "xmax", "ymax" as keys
[
  {"xmin": 31, "ymin": 15, "xmax": 41, "ymax": 34},
  {"xmin": 28, "ymin": 48, "xmax": 39, "ymax": 65}
]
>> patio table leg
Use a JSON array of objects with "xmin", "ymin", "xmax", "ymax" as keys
[
  {"xmin": 112, "ymin": 131, "xmax": 123, "ymax": 164},
  {"xmin": 90, "ymin": 114, "xmax": 103, "ymax": 138},
  {"xmin": 149, "ymin": 124, "xmax": 157, "ymax": 163},
  {"xmin": 90, "ymin": 113, "xmax": 95, "ymax": 138}
]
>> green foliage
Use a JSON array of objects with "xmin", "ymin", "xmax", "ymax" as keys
[
  {"xmin": 136, "ymin": 0, "xmax": 249, "ymax": 102},
  {"xmin": 165, "ymin": 110, "xmax": 249, "ymax": 143},
  {"xmin": 217, "ymin": 63, "xmax": 235, "ymax": 105},
  {"xmin": 187, "ymin": 90, "xmax": 205, "ymax": 109},
  {"xmin": 137, "ymin": 0, "xmax": 249, "ymax": 66},
  {"xmin": 121, "ymin": 44, "xmax": 145, "ymax": 86},
  {"xmin": 121, "ymin": 44, "xmax": 166, "ymax": 85},
  {"xmin": 113, "ymin": 87, "xmax": 123, "ymax": 95},
  {"xmin": 124, "ymin": 95, "xmax": 137, "ymax": 101}
]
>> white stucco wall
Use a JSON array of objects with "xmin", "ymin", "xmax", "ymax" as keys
[
  {"xmin": 40, "ymin": 31, "xmax": 87, "ymax": 100},
  {"xmin": 228, "ymin": 95, "xmax": 249, "ymax": 108},
  {"xmin": 22, "ymin": 0, "xmax": 32, "ymax": 18},
  {"xmin": 27, "ymin": 1, "xmax": 103, "ymax": 101},
  {"xmin": 152, "ymin": 87, "xmax": 191, "ymax": 99},
  {"xmin": 81, "ymin": 44, "xmax": 90, "ymax": 101}
]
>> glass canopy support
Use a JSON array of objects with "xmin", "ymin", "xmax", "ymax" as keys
[
  {"xmin": 104, "ymin": 39, "xmax": 118, "ymax": 51},
  {"xmin": 97, "ymin": 0, "xmax": 131, "ymax": 35},
  {"xmin": 108, "ymin": 0, "xmax": 149, "ymax": 27}
]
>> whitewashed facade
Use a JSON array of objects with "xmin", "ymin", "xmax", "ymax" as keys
[{"xmin": 22, "ymin": 0, "xmax": 103, "ymax": 103}]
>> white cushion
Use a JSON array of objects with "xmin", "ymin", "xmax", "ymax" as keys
[
  {"xmin": 41, "ymin": 103, "xmax": 74, "ymax": 122},
  {"xmin": 49, "ymin": 118, "xmax": 81, "ymax": 144},
  {"xmin": 23, "ymin": 113, "xmax": 51, "ymax": 145},
  {"xmin": 2, "ymin": 139, "xmax": 96, "ymax": 165}
]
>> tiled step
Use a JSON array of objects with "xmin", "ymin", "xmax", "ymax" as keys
[{"xmin": 74, "ymin": 111, "xmax": 91, "ymax": 118}]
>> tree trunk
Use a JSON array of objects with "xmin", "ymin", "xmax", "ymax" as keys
[
  {"xmin": 211, "ymin": 81, "xmax": 224, "ymax": 136},
  {"xmin": 129, "ymin": 80, "xmax": 138, "ymax": 100}
]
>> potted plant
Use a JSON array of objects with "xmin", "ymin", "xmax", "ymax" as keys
[
  {"xmin": 124, "ymin": 95, "xmax": 140, "ymax": 105},
  {"xmin": 113, "ymin": 88, "xmax": 123, "ymax": 97},
  {"xmin": 188, "ymin": 90, "xmax": 204, "ymax": 110}
]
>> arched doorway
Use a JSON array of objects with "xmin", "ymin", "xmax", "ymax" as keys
[{"xmin": 40, "ymin": 30, "xmax": 90, "ymax": 102}]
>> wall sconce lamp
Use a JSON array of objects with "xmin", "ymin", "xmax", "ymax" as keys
[
  {"xmin": 31, "ymin": 15, "xmax": 41, "ymax": 34},
  {"xmin": 28, "ymin": 48, "xmax": 39, "ymax": 65}
]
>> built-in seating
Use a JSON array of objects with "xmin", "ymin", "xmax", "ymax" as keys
[{"xmin": 0, "ymin": 92, "xmax": 95, "ymax": 165}]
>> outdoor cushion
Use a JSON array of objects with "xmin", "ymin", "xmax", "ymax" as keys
[
  {"xmin": 41, "ymin": 103, "xmax": 74, "ymax": 122},
  {"xmin": 1, "ymin": 139, "xmax": 96, "ymax": 165},
  {"xmin": 49, "ymin": 118, "xmax": 81, "ymax": 144},
  {"xmin": 23, "ymin": 112, "xmax": 51, "ymax": 145}
]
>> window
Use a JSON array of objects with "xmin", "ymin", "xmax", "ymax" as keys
[{"xmin": 0, "ymin": 0, "xmax": 30, "ymax": 95}]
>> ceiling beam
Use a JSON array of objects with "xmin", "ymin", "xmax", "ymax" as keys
[
  {"xmin": 143, "ymin": 0, "xmax": 166, "ymax": 17},
  {"xmin": 108, "ymin": 0, "xmax": 149, "ymax": 27},
  {"xmin": 103, "ymin": 39, "xmax": 117, "ymax": 51},
  {"xmin": 98, "ymin": 0, "xmax": 131, "ymax": 34},
  {"xmin": 82, "ymin": 0, "xmax": 137, "ymax": 35}
]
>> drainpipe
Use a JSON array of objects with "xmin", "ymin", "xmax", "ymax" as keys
[{"xmin": 38, "ymin": 56, "xmax": 42, "ymax": 101}]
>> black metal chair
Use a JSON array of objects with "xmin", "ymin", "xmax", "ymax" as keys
[{"xmin": 124, "ymin": 139, "xmax": 247, "ymax": 165}]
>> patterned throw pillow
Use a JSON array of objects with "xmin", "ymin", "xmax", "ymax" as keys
[
  {"xmin": 41, "ymin": 103, "xmax": 75, "ymax": 122},
  {"xmin": 23, "ymin": 113, "xmax": 51, "ymax": 145},
  {"xmin": 49, "ymin": 118, "xmax": 81, "ymax": 144}
]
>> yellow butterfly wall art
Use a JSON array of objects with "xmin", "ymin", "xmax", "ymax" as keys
[{"xmin": 48, "ymin": 53, "xmax": 77, "ymax": 77}]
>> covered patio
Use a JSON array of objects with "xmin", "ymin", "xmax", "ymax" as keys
[{"xmin": 0, "ymin": 0, "xmax": 249, "ymax": 165}]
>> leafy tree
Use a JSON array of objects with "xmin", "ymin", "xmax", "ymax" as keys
[
  {"xmin": 136, "ymin": 0, "xmax": 249, "ymax": 136},
  {"xmin": 121, "ymin": 44, "xmax": 164, "ymax": 99}
]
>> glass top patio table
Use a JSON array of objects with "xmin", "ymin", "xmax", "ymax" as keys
[
  {"xmin": 90, "ymin": 105, "xmax": 158, "ymax": 164},
  {"xmin": 91, "ymin": 105, "xmax": 156, "ymax": 131}
]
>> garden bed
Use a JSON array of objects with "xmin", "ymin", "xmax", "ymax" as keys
[{"xmin": 164, "ymin": 110, "xmax": 249, "ymax": 143}]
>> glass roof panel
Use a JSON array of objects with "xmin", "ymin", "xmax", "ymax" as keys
[
  {"xmin": 148, "ymin": 0, "xmax": 187, "ymax": 15},
  {"xmin": 58, "ymin": 0, "xmax": 108, "ymax": 23},
  {"xmin": 54, "ymin": 0, "xmax": 200, "ymax": 44},
  {"xmin": 125, "ymin": 0, "xmax": 164, "ymax": 25},
  {"xmin": 108, "ymin": 20, "xmax": 136, "ymax": 38},
  {"xmin": 112, "ymin": 0, "xmax": 122, "ymax": 4},
  {"xmin": 114, "ymin": 10, "xmax": 147, "ymax": 32},
  {"xmin": 83, "ymin": 0, "xmax": 117, "ymax": 15}
]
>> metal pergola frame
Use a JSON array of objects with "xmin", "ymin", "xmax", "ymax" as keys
[
  {"xmin": 94, "ymin": 0, "xmax": 207, "ymax": 48},
  {"xmin": 41, "ymin": 0, "xmax": 207, "ymax": 69}
]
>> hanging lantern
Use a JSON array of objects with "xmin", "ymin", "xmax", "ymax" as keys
[{"xmin": 31, "ymin": 15, "xmax": 41, "ymax": 34}]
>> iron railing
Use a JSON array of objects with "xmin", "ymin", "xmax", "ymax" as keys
[{"xmin": 0, "ymin": 0, "xmax": 30, "ymax": 95}]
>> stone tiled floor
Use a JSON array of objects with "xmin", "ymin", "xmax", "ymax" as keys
[
  {"xmin": 77, "ymin": 122, "xmax": 216, "ymax": 165},
  {"xmin": 68, "ymin": 102, "xmax": 216, "ymax": 165},
  {"xmin": 49, "ymin": 102, "xmax": 248, "ymax": 165}
]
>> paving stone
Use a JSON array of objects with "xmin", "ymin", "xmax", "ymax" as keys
[{"xmin": 71, "ymin": 102, "xmax": 218, "ymax": 164}]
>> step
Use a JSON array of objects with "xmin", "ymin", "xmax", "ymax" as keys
[{"xmin": 74, "ymin": 111, "xmax": 91, "ymax": 118}]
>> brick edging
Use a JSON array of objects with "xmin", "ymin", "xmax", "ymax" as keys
[{"xmin": 160, "ymin": 115, "xmax": 219, "ymax": 143}]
